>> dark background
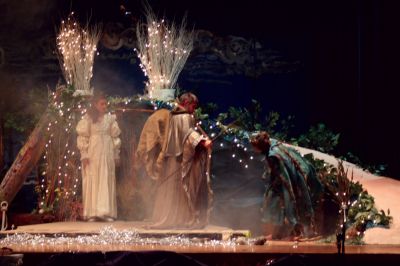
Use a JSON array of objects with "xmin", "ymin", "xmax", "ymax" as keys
[{"xmin": 1, "ymin": 0, "xmax": 399, "ymax": 178}]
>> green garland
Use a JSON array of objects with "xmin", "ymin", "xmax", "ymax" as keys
[{"xmin": 305, "ymin": 154, "xmax": 392, "ymax": 243}]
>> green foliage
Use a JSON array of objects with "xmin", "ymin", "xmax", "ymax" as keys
[
  {"xmin": 264, "ymin": 111, "xmax": 295, "ymax": 141},
  {"xmin": 194, "ymin": 107, "xmax": 209, "ymax": 121},
  {"xmin": 305, "ymin": 154, "xmax": 392, "ymax": 240},
  {"xmin": 227, "ymin": 106, "xmax": 255, "ymax": 131},
  {"xmin": 207, "ymin": 100, "xmax": 296, "ymax": 142},
  {"xmin": 347, "ymin": 192, "xmax": 392, "ymax": 231},
  {"xmin": 264, "ymin": 111, "xmax": 280, "ymax": 132},
  {"xmin": 195, "ymin": 102, "xmax": 218, "ymax": 121},
  {"xmin": 295, "ymin": 123, "xmax": 340, "ymax": 153}
]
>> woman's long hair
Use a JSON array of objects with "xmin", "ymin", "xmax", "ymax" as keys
[{"xmin": 87, "ymin": 92, "xmax": 107, "ymax": 123}]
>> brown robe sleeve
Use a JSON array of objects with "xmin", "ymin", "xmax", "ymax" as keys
[{"xmin": 135, "ymin": 109, "xmax": 171, "ymax": 180}]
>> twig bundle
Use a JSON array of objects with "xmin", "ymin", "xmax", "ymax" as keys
[
  {"xmin": 56, "ymin": 13, "xmax": 102, "ymax": 96},
  {"xmin": 135, "ymin": 7, "xmax": 193, "ymax": 97}
]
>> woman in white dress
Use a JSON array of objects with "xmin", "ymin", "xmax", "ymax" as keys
[{"xmin": 76, "ymin": 93, "xmax": 121, "ymax": 222}]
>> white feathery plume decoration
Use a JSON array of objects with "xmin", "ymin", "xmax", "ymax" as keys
[
  {"xmin": 135, "ymin": 6, "xmax": 193, "ymax": 99},
  {"xmin": 57, "ymin": 13, "xmax": 102, "ymax": 96}
]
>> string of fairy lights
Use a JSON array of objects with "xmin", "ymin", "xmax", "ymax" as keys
[
  {"xmin": 38, "ymin": 92, "xmax": 88, "ymax": 218},
  {"xmin": 194, "ymin": 119, "xmax": 255, "ymax": 170}
]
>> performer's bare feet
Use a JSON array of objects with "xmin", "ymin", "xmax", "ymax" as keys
[{"xmin": 87, "ymin": 217, "xmax": 97, "ymax": 222}]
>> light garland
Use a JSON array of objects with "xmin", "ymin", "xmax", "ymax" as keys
[
  {"xmin": 194, "ymin": 118, "xmax": 257, "ymax": 171},
  {"xmin": 37, "ymin": 91, "xmax": 88, "ymax": 220}
]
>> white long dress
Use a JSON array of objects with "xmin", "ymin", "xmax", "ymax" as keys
[{"xmin": 76, "ymin": 113, "xmax": 121, "ymax": 219}]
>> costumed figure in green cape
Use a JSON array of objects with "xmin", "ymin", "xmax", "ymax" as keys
[{"xmin": 250, "ymin": 131, "xmax": 323, "ymax": 239}]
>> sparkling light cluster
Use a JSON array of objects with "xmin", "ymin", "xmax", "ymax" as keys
[
  {"xmin": 0, "ymin": 226, "xmax": 238, "ymax": 248},
  {"xmin": 135, "ymin": 8, "xmax": 193, "ymax": 97},
  {"xmin": 57, "ymin": 12, "xmax": 101, "ymax": 95}
]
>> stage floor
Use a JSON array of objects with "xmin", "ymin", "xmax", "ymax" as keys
[
  {"xmin": 1, "ymin": 221, "xmax": 400, "ymax": 254},
  {"xmin": 1, "ymin": 221, "xmax": 249, "ymax": 239}
]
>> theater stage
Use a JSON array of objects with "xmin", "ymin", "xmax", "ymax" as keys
[{"xmin": 0, "ymin": 221, "xmax": 400, "ymax": 266}]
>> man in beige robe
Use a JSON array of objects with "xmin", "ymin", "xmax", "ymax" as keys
[{"xmin": 135, "ymin": 93, "xmax": 212, "ymax": 229}]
